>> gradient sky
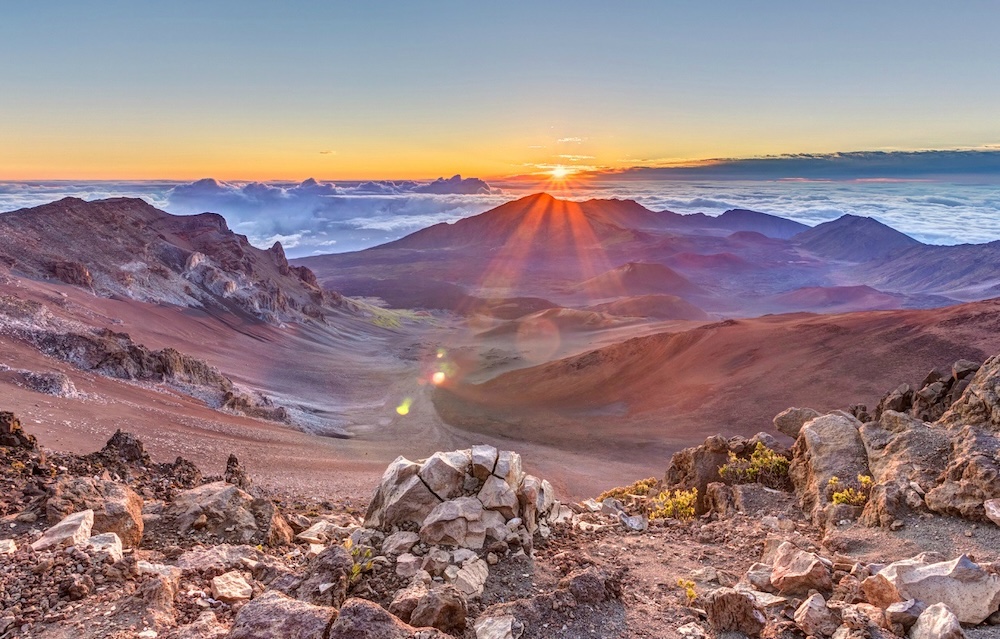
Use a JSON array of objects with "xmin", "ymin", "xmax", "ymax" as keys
[{"xmin": 2, "ymin": 1, "xmax": 998, "ymax": 180}]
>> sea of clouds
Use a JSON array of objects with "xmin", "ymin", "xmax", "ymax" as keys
[{"xmin": 2, "ymin": 175, "xmax": 1000, "ymax": 257}]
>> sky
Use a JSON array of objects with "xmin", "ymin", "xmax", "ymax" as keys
[{"xmin": 2, "ymin": 1, "xmax": 999, "ymax": 180}]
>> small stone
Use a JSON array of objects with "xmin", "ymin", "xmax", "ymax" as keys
[
  {"xmin": 0, "ymin": 539, "xmax": 15, "ymax": 555},
  {"xmin": 396, "ymin": 553, "xmax": 422, "ymax": 578},
  {"xmin": 487, "ymin": 552, "xmax": 499, "ymax": 565},
  {"xmin": 86, "ymin": 532, "xmax": 124, "ymax": 562},
  {"xmin": 211, "ymin": 571, "xmax": 253, "ymax": 603},
  {"xmin": 382, "ymin": 531, "xmax": 420, "ymax": 556}
]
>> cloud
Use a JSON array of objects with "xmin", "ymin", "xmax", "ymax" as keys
[
  {"xmin": 597, "ymin": 149, "xmax": 1000, "ymax": 182},
  {"xmin": 558, "ymin": 155, "xmax": 595, "ymax": 161},
  {"xmin": 557, "ymin": 137, "xmax": 585, "ymax": 144},
  {"xmin": 318, "ymin": 150, "xmax": 335, "ymax": 155}
]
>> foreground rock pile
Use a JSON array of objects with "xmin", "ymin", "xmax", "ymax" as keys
[{"xmin": 5, "ymin": 354, "xmax": 1000, "ymax": 637}]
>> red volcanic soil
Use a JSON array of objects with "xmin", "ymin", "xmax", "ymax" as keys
[
  {"xmin": 764, "ymin": 285, "xmax": 905, "ymax": 313},
  {"xmin": 434, "ymin": 299, "xmax": 1000, "ymax": 477},
  {"xmin": 588, "ymin": 294, "xmax": 709, "ymax": 321}
]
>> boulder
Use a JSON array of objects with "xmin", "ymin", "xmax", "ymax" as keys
[
  {"xmin": 788, "ymin": 413, "xmax": 869, "ymax": 527},
  {"xmin": 296, "ymin": 520, "xmax": 356, "ymax": 545},
  {"xmin": 940, "ymin": 354, "xmax": 1000, "ymax": 430},
  {"xmin": 446, "ymin": 557, "xmax": 490, "ymax": 598},
  {"xmin": 924, "ymin": 425, "xmax": 1000, "ymax": 520},
  {"xmin": 388, "ymin": 581, "xmax": 429, "ymax": 622},
  {"xmin": 866, "ymin": 554, "xmax": 1000, "ymax": 624},
  {"xmin": 773, "ymin": 407, "xmax": 821, "ymax": 439},
  {"xmin": 86, "ymin": 532, "xmax": 124, "ymax": 562},
  {"xmin": 471, "ymin": 445, "xmax": 498, "ymax": 480},
  {"xmin": 478, "ymin": 476, "xmax": 519, "ymax": 519},
  {"xmin": 364, "ymin": 457, "xmax": 443, "ymax": 529},
  {"xmin": 419, "ymin": 451, "xmax": 471, "ymax": 500},
  {"xmin": 328, "ymin": 598, "xmax": 454, "ymax": 638},
  {"xmin": 0, "ymin": 411, "xmax": 37, "ymax": 449},
  {"xmin": 702, "ymin": 587, "xmax": 766, "ymax": 637},
  {"xmin": 909, "ymin": 603, "xmax": 965, "ymax": 639},
  {"xmin": 409, "ymin": 585, "xmax": 467, "ymax": 635},
  {"xmin": 557, "ymin": 567, "xmax": 623, "ymax": 604},
  {"xmin": 228, "ymin": 590, "xmax": 337, "ymax": 639},
  {"xmin": 211, "ymin": 571, "xmax": 253, "ymax": 603},
  {"xmin": 382, "ymin": 531, "xmax": 420, "ymax": 556},
  {"xmin": 492, "ymin": 451, "xmax": 523, "ymax": 488},
  {"xmin": 175, "ymin": 544, "xmax": 266, "ymax": 574},
  {"xmin": 167, "ymin": 481, "xmax": 292, "ymax": 546},
  {"xmin": 793, "ymin": 593, "xmax": 839, "ymax": 637},
  {"xmin": 421, "ymin": 497, "xmax": 485, "ymax": 548},
  {"xmin": 769, "ymin": 542, "xmax": 832, "ymax": 595},
  {"xmin": 31, "ymin": 509, "xmax": 94, "ymax": 551},
  {"xmin": 885, "ymin": 599, "xmax": 926, "ymax": 631},
  {"xmin": 47, "ymin": 477, "xmax": 144, "ymax": 548},
  {"xmin": 663, "ymin": 435, "xmax": 731, "ymax": 515}
]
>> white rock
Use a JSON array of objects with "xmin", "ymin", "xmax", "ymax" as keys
[
  {"xmin": 676, "ymin": 622, "xmax": 707, "ymax": 639},
  {"xmin": 474, "ymin": 614, "xmax": 523, "ymax": 639},
  {"xmin": 493, "ymin": 451, "xmax": 523, "ymax": 488},
  {"xmin": 876, "ymin": 554, "xmax": 1000, "ymax": 624},
  {"xmin": 138, "ymin": 561, "xmax": 182, "ymax": 586},
  {"xmin": 296, "ymin": 520, "xmax": 355, "ymax": 544},
  {"xmin": 419, "ymin": 450, "xmax": 471, "ymax": 500},
  {"xmin": 910, "ymin": 603, "xmax": 965, "ymax": 639},
  {"xmin": 31, "ymin": 509, "xmax": 94, "ymax": 552},
  {"xmin": 471, "ymin": 445, "xmax": 499, "ymax": 481},
  {"xmin": 985, "ymin": 498, "xmax": 1000, "ymax": 527},
  {"xmin": 382, "ymin": 531, "xmax": 420, "ymax": 556},
  {"xmin": 86, "ymin": 532, "xmax": 123, "ymax": 562},
  {"xmin": 448, "ymin": 556, "xmax": 489, "ymax": 597},
  {"xmin": 478, "ymin": 475, "xmax": 519, "ymax": 519},
  {"xmin": 420, "ymin": 497, "xmax": 484, "ymax": 548},
  {"xmin": 0, "ymin": 539, "xmax": 15, "ymax": 555},
  {"xmin": 211, "ymin": 571, "xmax": 253, "ymax": 603}
]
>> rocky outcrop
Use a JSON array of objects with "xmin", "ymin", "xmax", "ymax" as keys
[
  {"xmin": 862, "ymin": 554, "xmax": 1000, "ymax": 624},
  {"xmin": 166, "ymin": 481, "xmax": 293, "ymax": 547},
  {"xmin": 364, "ymin": 447, "xmax": 556, "ymax": 550},
  {"xmin": 788, "ymin": 413, "xmax": 869, "ymax": 527},
  {"xmin": 769, "ymin": 541, "xmax": 833, "ymax": 595},
  {"xmin": 46, "ymin": 477, "xmax": 144, "ymax": 548},
  {"xmin": 0, "ymin": 411, "xmax": 37, "ymax": 449},
  {"xmin": 328, "ymin": 598, "xmax": 455, "ymax": 638},
  {"xmin": 227, "ymin": 590, "xmax": 338, "ymax": 639},
  {"xmin": 662, "ymin": 436, "xmax": 732, "ymax": 515}
]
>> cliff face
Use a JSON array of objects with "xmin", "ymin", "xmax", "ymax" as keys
[{"xmin": 0, "ymin": 197, "xmax": 337, "ymax": 324}]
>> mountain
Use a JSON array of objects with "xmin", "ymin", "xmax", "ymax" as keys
[
  {"xmin": 859, "ymin": 241, "xmax": 1000, "ymax": 297},
  {"xmin": 0, "ymin": 197, "xmax": 333, "ymax": 324},
  {"xmin": 793, "ymin": 214, "xmax": 922, "ymax": 262}
]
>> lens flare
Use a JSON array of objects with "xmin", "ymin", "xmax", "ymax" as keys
[
  {"xmin": 431, "ymin": 371, "xmax": 446, "ymax": 385},
  {"xmin": 396, "ymin": 398, "xmax": 413, "ymax": 416}
]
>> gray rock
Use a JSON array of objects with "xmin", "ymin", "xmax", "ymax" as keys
[
  {"xmin": 773, "ymin": 407, "xmax": 821, "ymax": 438},
  {"xmin": 228, "ymin": 590, "xmax": 336, "ymax": 639}
]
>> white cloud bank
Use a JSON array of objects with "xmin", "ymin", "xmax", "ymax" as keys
[{"xmin": 2, "ymin": 174, "xmax": 1000, "ymax": 255}]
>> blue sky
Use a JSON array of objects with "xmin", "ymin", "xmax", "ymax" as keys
[{"xmin": 2, "ymin": 1, "xmax": 998, "ymax": 179}]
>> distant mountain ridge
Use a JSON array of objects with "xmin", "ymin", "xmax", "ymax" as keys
[
  {"xmin": 0, "ymin": 197, "xmax": 337, "ymax": 324},
  {"xmin": 792, "ymin": 213, "xmax": 923, "ymax": 261}
]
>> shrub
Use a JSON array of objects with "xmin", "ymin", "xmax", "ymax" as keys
[
  {"xmin": 597, "ymin": 477, "xmax": 658, "ymax": 503},
  {"xmin": 828, "ymin": 474, "xmax": 874, "ymax": 506},
  {"xmin": 718, "ymin": 442, "xmax": 791, "ymax": 490},
  {"xmin": 649, "ymin": 488, "xmax": 698, "ymax": 521},
  {"xmin": 343, "ymin": 537, "xmax": 374, "ymax": 583},
  {"xmin": 677, "ymin": 578, "xmax": 697, "ymax": 605}
]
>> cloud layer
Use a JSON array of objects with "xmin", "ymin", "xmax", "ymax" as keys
[{"xmin": 2, "ymin": 166, "xmax": 1000, "ymax": 256}]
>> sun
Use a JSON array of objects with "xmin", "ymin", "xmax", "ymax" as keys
[{"xmin": 549, "ymin": 165, "xmax": 571, "ymax": 179}]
